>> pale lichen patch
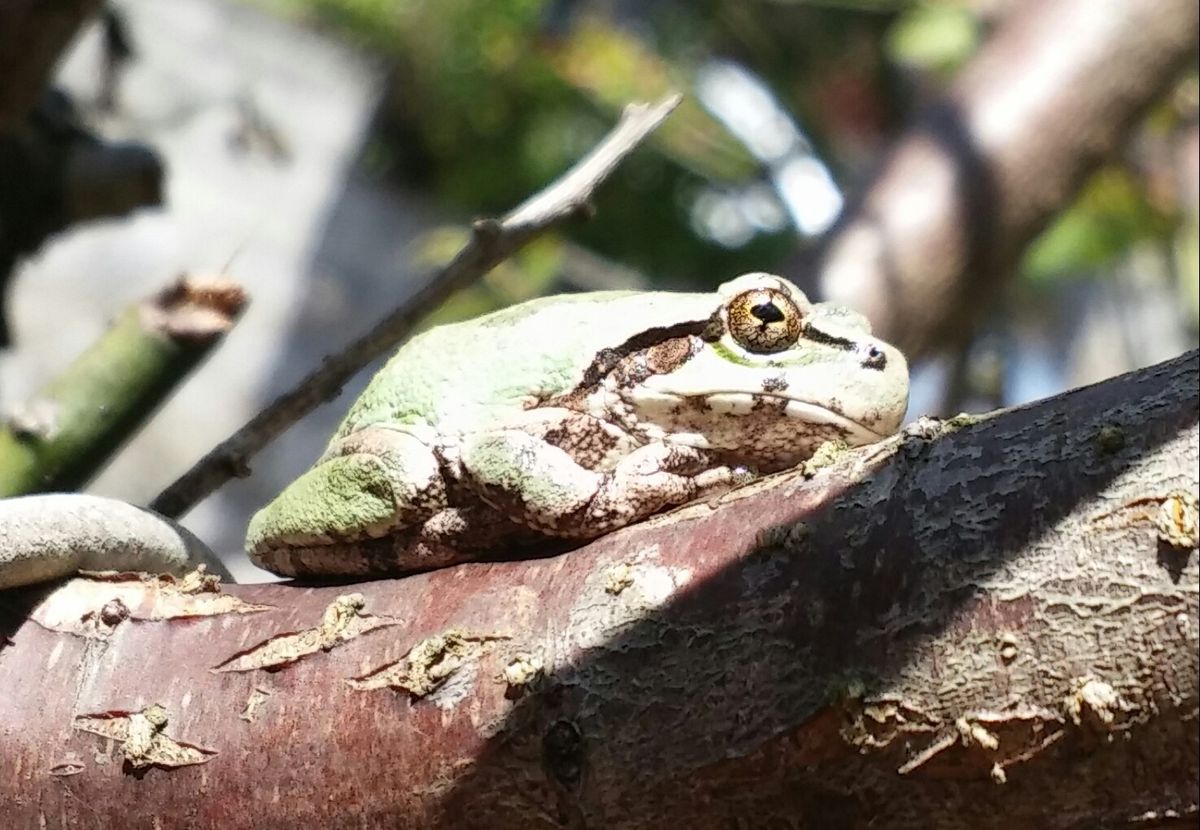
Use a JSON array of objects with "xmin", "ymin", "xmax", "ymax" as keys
[
  {"xmin": 801, "ymin": 439, "xmax": 850, "ymax": 477},
  {"xmin": 956, "ymin": 715, "xmax": 1000, "ymax": 750},
  {"xmin": 1155, "ymin": 490, "xmax": 1199, "ymax": 550},
  {"xmin": 1094, "ymin": 424, "xmax": 1126, "ymax": 454},
  {"xmin": 74, "ymin": 704, "xmax": 216, "ymax": 769},
  {"xmin": 502, "ymin": 652, "xmax": 545, "ymax": 691},
  {"xmin": 942, "ymin": 412, "xmax": 990, "ymax": 431},
  {"xmin": 896, "ymin": 707, "xmax": 1067, "ymax": 778},
  {"xmin": 347, "ymin": 630, "xmax": 509, "ymax": 700},
  {"xmin": 211, "ymin": 594, "xmax": 401, "ymax": 673},
  {"xmin": 1087, "ymin": 490, "xmax": 1200, "ymax": 550},
  {"xmin": 755, "ymin": 521, "xmax": 809, "ymax": 552},
  {"xmin": 33, "ymin": 568, "xmax": 271, "ymax": 637},
  {"xmin": 603, "ymin": 563, "xmax": 635, "ymax": 595},
  {"xmin": 840, "ymin": 694, "xmax": 941, "ymax": 751},
  {"xmin": 1065, "ymin": 677, "xmax": 1131, "ymax": 733},
  {"xmin": 989, "ymin": 762, "xmax": 1007, "ymax": 784}
]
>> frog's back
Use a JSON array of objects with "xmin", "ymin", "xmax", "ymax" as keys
[{"xmin": 334, "ymin": 289, "xmax": 717, "ymax": 440}]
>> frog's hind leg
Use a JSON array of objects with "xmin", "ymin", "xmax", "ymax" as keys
[
  {"xmin": 461, "ymin": 416, "xmax": 738, "ymax": 538},
  {"xmin": 392, "ymin": 504, "xmax": 557, "ymax": 569},
  {"xmin": 245, "ymin": 426, "xmax": 446, "ymax": 578}
]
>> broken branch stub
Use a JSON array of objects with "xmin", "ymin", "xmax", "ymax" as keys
[{"xmin": 0, "ymin": 275, "xmax": 247, "ymax": 496}]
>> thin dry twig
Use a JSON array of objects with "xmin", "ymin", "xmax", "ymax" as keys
[{"xmin": 149, "ymin": 94, "xmax": 682, "ymax": 520}]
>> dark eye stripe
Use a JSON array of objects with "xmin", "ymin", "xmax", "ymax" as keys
[
  {"xmin": 801, "ymin": 325, "xmax": 856, "ymax": 351},
  {"xmin": 578, "ymin": 319, "xmax": 710, "ymax": 387},
  {"xmin": 802, "ymin": 325, "xmax": 887, "ymax": 369}
]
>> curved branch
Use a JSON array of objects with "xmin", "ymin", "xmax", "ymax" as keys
[{"xmin": 2, "ymin": 351, "xmax": 1195, "ymax": 828}]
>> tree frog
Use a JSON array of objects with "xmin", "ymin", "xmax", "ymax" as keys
[{"xmin": 246, "ymin": 273, "xmax": 909, "ymax": 579}]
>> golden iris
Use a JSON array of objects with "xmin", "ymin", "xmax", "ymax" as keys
[{"xmin": 727, "ymin": 288, "xmax": 805, "ymax": 354}]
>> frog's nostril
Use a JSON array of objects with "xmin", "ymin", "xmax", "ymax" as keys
[{"xmin": 861, "ymin": 345, "xmax": 887, "ymax": 371}]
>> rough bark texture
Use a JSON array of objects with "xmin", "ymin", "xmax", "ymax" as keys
[
  {"xmin": 2, "ymin": 351, "xmax": 1196, "ymax": 828},
  {"xmin": 815, "ymin": 0, "xmax": 1200, "ymax": 357}
]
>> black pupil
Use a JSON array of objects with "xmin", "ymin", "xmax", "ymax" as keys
[{"xmin": 751, "ymin": 301, "xmax": 785, "ymax": 326}]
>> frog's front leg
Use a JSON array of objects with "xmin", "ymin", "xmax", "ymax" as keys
[{"xmin": 459, "ymin": 409, "xmax": 737, "ymax": 538}]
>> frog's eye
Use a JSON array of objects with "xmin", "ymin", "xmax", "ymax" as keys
[{"xmin": 727, "ymin": 288, "xmax": 805, "ymax": 354}]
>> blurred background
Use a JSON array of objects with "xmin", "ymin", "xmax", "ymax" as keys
[{"xmin": 0, "ymin": 0, "xmax": 1196, "ymax": 580}]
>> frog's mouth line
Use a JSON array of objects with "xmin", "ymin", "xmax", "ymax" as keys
[
  {"xmin": 631, "ymin": 384, "xmax": 898, "ymax": 444},
  {"xmin": 775, "ymin": 397, "xmax": 889, "ymax": 443},
  {"xmin": 679, "ymin": 390, "xmax": 891, "ymax": 443}
]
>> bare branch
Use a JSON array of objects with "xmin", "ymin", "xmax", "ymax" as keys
[
  {"xmin": 4, "ymin": 350, "xmax": 1195, "ymax": 828},
  {"xmin": 149, "ymin": 94, "xmax": 682, "ymax": 520},
  {"xmin": 816, "ymin": 0, "xmax": 1200, "ymax": 357}
]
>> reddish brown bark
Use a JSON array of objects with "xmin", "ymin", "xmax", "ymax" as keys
[{"xmin": 2, "ymin": 351, "xmax": 1196, "ymax": 829}]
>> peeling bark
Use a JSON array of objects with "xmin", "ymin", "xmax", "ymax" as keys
[{"xmin": 1, "ymin": 350, "xmax": 1196, "ymax": 829}]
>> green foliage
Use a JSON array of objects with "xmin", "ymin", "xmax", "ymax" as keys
[
  {"xmin": 1024, "ymin": 168, "xmax": 1177, "ymax": 282},
  {"xmin": 267, "ymin": 0, "xmax": 1194, "ymax": 327},
  {"xmin": 267, "ymin": 0, "xmax": 846, "ymax": 289},
  {"xmin": 886, "ymin": 3, "xmax": 979, "ymax": 76}
]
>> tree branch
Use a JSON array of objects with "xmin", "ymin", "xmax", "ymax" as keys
[
  {"xmin": 148, "ymin": 94, "xmax": 682, "ymax": 521},
  {"xmin": 3, "ymin": 350, "xmax": 1195, "ymax": 828},
  {"xmin": 0, "ymin": 0, "xmax": 103, "ymax": 131},
  {"xmin": 0, "ymin": 494, "xmax": 227, "ymax": 589},
  {"xmin": 815, "ymin": 0, "xmax": 1200, "ymax": 357},
  {"xmin": 0, "ymin": 277, "xmax": 246, "ymax": 496}
]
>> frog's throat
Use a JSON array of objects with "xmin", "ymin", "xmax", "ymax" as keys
[
  {"xmin": 770, "ymin": 396, "xmax": 890, "ymax": 442},
  {"xmin": 642, "ymin": 387, "xmax": 897, "ymax": 444}
]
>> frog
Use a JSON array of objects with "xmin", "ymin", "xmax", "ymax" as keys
[{"xmin": 244, "ymin": 272, "xmax": 909, "ymax": 580}]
